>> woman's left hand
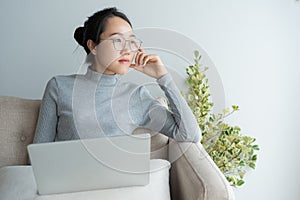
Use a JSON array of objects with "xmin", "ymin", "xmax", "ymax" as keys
[{"xmin": 130, "ymin": 48, "xmax": 168, "ymax": 79}]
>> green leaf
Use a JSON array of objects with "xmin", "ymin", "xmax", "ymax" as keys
[
  {"xmin": 249, "ymin": 162, "xmax": 256, "ymax": 169},
  {"xmin": 252, "ymin": 145, "xmax": 260, "ymax": 150},
  {"xmin": 232, "ymin": 105, "xmax": 239, "ymax": 111},
  {"xmin": 239, "ymin": 160, "xmax": 246, "ymax": 166},
  {"xmin": 251, "ymin": 154, "xmax": 257, "ymax": 161},
  {"xmin": 238, "ymin": 170, "xmax": 246, "ymax": 179},
  {"xmin": 237, "ymin": 179, "xmax": 245, "ymax": 186},
  {"xmin": 194, "ymin": 50, "xmax": 199, "ymax": 59}
]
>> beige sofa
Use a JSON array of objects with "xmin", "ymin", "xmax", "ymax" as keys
[{"xmin": 0, "ymin": 96, "xmax": 235, "ymax": 200}]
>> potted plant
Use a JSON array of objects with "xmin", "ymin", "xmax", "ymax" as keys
[{"xmin": 181, "ymin": 50, "xmax": 259, "ymax": 186}]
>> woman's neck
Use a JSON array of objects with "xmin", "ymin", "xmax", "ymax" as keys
[{"xmin": 91, "ymin": 64, "xmax": 116, "ymax": 75}]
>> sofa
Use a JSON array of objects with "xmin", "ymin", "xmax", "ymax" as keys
[{"xmin": 0, "ymin": 96, "xmax": 235, "ymax": 200}]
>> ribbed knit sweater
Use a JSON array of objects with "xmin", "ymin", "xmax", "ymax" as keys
[{"xmin": 33, "ymin": 66, "xmax": 201, "ymax": 143}]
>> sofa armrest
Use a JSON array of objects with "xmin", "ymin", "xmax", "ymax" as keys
[{"xmin": 168, "ymin": 139, "xmax": 235, "ymax": 200}]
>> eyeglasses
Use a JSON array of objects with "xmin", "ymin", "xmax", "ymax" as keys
[{"xmin": 100, "ymin": 37, "xmax": 143, "ymax": 52}]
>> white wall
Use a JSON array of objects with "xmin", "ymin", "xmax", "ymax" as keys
[{"xmin": 1, "ymin": 0, "xmax": 300, "ymax": 199}]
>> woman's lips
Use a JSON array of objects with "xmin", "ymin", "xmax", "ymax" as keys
[{"xmin": 118, "ymin": 59, "xmax": 129, "ymax": 63}]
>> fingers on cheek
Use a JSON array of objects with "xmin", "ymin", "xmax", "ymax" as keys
[
  {"xmin": 135, "ymin": 52, "xmax": 142, "ymax": 64},
  {"xmin": 138, "ymin": 53, "xmax": 145, "ymax": 65},
  {"xmin": 143, "ymin": 56, "xmax": 149, "ymax": 65}
]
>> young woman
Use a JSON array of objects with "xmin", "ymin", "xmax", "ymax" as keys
[{"xmin": 33, "ymin": 7, "xmax": 201, "ymax": 143}]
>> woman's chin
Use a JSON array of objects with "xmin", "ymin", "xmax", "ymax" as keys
[
  {"xmin": 116, "ymin": 66, "xmax": 130, "ymax": 75},
  {"xmin": 113, "ymin": 69, "xmax": 128, "ymax": 75}
]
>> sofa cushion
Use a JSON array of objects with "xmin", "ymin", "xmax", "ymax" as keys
[
  {"xmin": 0, "ymin": 159, "xmax": 171, "ymax": 200},
  {"xmin": 0, "ymin": 96, "xmax": 41, "ymax": 167}
]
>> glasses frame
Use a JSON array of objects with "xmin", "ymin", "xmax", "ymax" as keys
[{"xmin": 100, "ymin": 36, "xmax": 143, "ymax": 52}]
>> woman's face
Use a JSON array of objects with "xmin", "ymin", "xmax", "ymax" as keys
[{"xmin": 92, "ymin": 17, "xmax": 137, "ymax": 75}]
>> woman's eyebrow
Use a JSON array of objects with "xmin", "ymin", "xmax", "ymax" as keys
[{"xmin": 109, "ymin": 32, "xmax": 136, "ymax": 38}]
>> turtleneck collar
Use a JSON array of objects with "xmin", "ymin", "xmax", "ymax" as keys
[{"xmin": 85, "ymin": 66, "xmax": 121, "ymax": 87}]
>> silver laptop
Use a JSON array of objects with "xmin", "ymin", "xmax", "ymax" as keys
[{"xmin": 27, "ymin": 133, "xmax": 151, "ymax": 195}]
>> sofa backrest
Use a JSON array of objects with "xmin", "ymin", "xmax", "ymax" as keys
[
  {"xmin": 0, "ymin": 96, "xmax": 169, "ymax": 168},
  {"xmin": 0, "ymin": 96, "xmax": 41, "ymax": 167}
]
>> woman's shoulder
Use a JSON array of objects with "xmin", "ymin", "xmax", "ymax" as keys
[
  {"xmin": 50, "ymin": 74, "xmax": 77, "ymax": 82},
  {"xmin": 45, "ymin": 74, "xmax": 77, "ymax": 90},
  {"xmin": 48, "ymin": 74, "xmax": 76, "ymax": 84}
]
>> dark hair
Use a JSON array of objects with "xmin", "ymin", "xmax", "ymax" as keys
[{"xmin": 74, "ymin": 7, "xmax": 132, "ymax": 54}]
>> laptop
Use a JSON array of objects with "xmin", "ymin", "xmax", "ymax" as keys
[{"xmin": 27, "ymin": 133, "xmax": 151, "ymax": 195}]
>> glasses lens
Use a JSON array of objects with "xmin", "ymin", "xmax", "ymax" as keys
[
  {"xmin": 130, "ymin": 39, "xmax": 141, "ymax": 51},
  {"xmin": 113, "ymin": 38, "xmax": 124, "ymax": 51}
]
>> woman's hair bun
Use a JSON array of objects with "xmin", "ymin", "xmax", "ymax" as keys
[{"xmin": 74, "ymin": 26, "xmax": 85, "ymax": 46}]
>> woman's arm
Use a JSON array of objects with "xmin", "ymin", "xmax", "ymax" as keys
[
  {"xmin": 130, "ymin": 49, "xmax": 201, "ymax": 142},
  {"xmin": 137, "ymin": 73, "xmax": 201, "ymax": 143},
  {"xmin": 33, "ymin": 77, "xmax": 59, "ymax": 143}
]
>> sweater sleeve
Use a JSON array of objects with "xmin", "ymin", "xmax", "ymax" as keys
[
  {"xmin": 138, "ymin": 73, "xmax": 201, "ymax": 143},
  {"xmin": 33, "ymin": 77, "xmax": 59, "ymax": 143}
]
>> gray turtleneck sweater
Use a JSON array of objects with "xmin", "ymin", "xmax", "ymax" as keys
[{"xmin": 33, "ymin": 67, "xmax": 201, "ymax": 143}]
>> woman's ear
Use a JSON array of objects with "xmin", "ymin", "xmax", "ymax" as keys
[{"xmin": 87, "ymin": 39, "xmax": 97, "ymax": 55}]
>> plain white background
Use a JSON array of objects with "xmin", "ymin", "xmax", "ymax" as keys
[{"xmin": 1, "ymin": 0, "xmax": 300, "ymax": 199}]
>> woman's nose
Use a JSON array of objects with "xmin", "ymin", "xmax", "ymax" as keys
[{"xmin": 121, "ymin": 40, "xmax": 131, "ymax": 53}]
